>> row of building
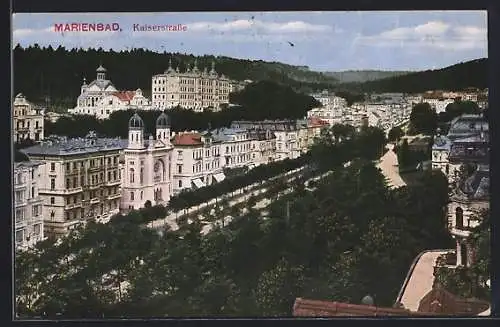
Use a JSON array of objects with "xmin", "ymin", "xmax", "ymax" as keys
[
  {"xmin": 67, "ymin": 63, "xmax": 247, "ymax": 119},
  {"xmin": 14, "ymin": 112, "xmax": 328, "ymax": 249},
  {"xmin": 431, "ymin": 114, "xmax": 489, "ymax": 268}
]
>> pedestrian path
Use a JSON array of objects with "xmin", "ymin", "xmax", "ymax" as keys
[{"xmin": 377, "ymin": 144, "xmax": 406, "ymax": 189}]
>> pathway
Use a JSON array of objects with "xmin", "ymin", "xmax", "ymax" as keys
[
  {"xmin": 399, "ymin": 250, "xmax": 450, "ymax": 311},
  {"xmin": 377, "ymin": 143, "xmax": 406, "ymax": 189}
]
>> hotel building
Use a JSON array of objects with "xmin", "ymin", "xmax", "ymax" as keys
[
  {"xmin": 21, "ymin": 132, "xmax": 125, "ymax": 238},
  {"xmin": 12, "ymin": 93, "xmax": 45, "ymax": 143},
  {"xmin": 151, "ymin": 59, "xmax": 244, "ymax": 112},
  {"xmin": 14, "ymin": 161, "xmax": 45, "ymax": 250}
]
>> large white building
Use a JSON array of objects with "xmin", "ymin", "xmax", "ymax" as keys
[
  {"xmin": 68, "ymin": 65, "xmax": 151, "ymax": 119},
  {"xmin": 151, "ymin": 59, "xmax": 244, "ymax": 112},
  {"xmin": 171, "ymin": 131, "xmax": 225, "ymax": 194},
  {"xmin": 212, "ymin": 128, "xmax": 253, "ymax": 169},
  {"xmin": 14, "ymin": 161, "xmax": 45, "ymax": 251},
  {"xmin": 12, "ymin": 93, "xmax": 45, "ymax": 142},
  {"xmin": 21, "ymin": 132, "xmax": 124, "ymax": 238},
  {"xmin": 121, "ymin": 113, "xmax": 174, "ymax": 210}
]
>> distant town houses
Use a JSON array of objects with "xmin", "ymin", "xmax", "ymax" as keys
[
  {"xmin": 14, "ymin": 161, "xmax": 45, "ymax": 251},
  {"xmin": 151, "ymin": 59, "xmax": 245, "ymax": 112},
  {"xmin": 431, "ymin": 113, "xmax": 489, "ymax": 268},
  {"xmin": 68, "ymin": 65, "xmax": 152, "ymax": 119},
  {"xmin": 13, "ymin": 93, "xmax": 45, "ymax": 142}
]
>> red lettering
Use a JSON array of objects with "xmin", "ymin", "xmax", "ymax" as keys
[
  {"xmin": 71, "ymin": 23, "xmax": 79, "ymax": 31},
  {"xmin": 182, "ymin": 25, "xmax": 187, "ymax": 31},
  {"xmin": 112, "ymin": 23, "xmax": 120, "ymax": 31},
  {"xmin": 54, "ymin": 23, "xmax": 63, "ymax": 32},
  {"xmin": 82, "ymin": 23, "xmax": 88, "ymax": 31},
  {"xmin": 89, "ymin": 23, "xmax": 96, "ymax": 31},
  {"xmin": 104, "ymin": 24, "xmax": 111, "ymax": 31},
  {"xmin": 97, "ymin": 23, "xmax": 103, "ymax": 31},
  {"xmin": 64, "ymin": 24, "xmax": 71, "ymax": 32}
]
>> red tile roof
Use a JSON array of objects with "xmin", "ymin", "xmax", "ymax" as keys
[
  {"xmin": 112, "ymin": 91, "xmax": 136, "ymax": 102},
  {"xmin": 293, "ymin": 298, "xmax": 416, "ymax": 317},
  {"xmin": 308, "ymin": 117, "xmax": 329, "ymax": 127},
  {"xmin": 172, "ymin": 132, "xmax": 203, "ymax": 146}
]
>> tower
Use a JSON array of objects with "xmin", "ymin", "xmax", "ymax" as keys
[
  {"xmin": 81, "ymin": 77, "xmax": 88, "ymax": 94},
  {"xmin": 96, "ymin": 64, "xmax": 107, "ymax": 80},
  {"xmin": 155, "ymin": 112, "xmax": 171, "ymax": 142},
  {"xmin": 128, "ymin": 113, "xmax": 145, "ymax": 149}
]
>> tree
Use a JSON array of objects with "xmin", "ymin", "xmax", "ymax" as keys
[
  {"xmin": 388, "ymin": 126, "xmax": 404, "ymax": 142},
  {"xmin": 444, "ymin": 100, "xmax": 481, "ymax": 122},
  {"xmin": 409, "ymin": 102, "xmax": 438, "ymax": 135}
]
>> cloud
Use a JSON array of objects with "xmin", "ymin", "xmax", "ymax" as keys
[
  {"xmin": 186, "ymin": 19, "xmax": 332, "ymax": 34},
  {"xmin": 355, "ymin": 21, "xmax": 487, "ymax": 50}
]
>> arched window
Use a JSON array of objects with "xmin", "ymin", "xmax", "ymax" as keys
[
  {"xmin": 129, "ymin": 168, "xmax": 135, "ymax": 183},
  {"xmin": 455, "ymin": 207, "xmax": 464, "ymax": 228},
  {"xmin": 140, "ymin": 191, "xmax": 143, "ymax": 200}
]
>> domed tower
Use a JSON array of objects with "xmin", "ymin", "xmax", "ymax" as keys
[
  {"xmin": 128, "ymin": 113, "xmax": 145, "ymax": 149},
  {"xmin": 156, "ymin": 112, "xmax": 171, "ymax": 142},
  {"xmin": 96, "ymin": 64, "xmax": 107, "ymax": 80},
  {"xmin": 81, "ymin": 77, "xmax": 88, "ymax": 94}
]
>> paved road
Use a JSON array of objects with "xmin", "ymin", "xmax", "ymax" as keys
[
  {"xmin": 399, "ymin": 250, "xmax": 449, "ymax": 311},
  {"xmin": 377, "ymin": 143, "xmax": 406, "ymax": 189}
]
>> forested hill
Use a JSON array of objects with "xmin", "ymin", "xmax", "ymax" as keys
[
  {"xmin": 324, "ymin": 70, "xmax": 411, "ymax": 83},
  {"xmin": 12, "ymin": 45, "xmax": 338, "ymax": 109},
  {"xmin": 340, "ymin": 58, "xmax": 487, "ymax": 93}
]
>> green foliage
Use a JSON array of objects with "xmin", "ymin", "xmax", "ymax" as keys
[
  {"xmin": 15, "ymin": 125, "xmax": 451, "ymax": 317},
  {"xmin": 341, "ymin": 58, "xmax": 487, "ymax": 93},
  {"xmin": 388, "ymin": 126, "xmax": 404, "ymax": 142},
  {"xmin": 409, "ymin": 103, "xmax": 438, "ymax": 135},
  {"xmin": 441, "ymin": 100, "xmax": 481, "ymax": 123},
  {"xmin": 13, "ymin": 45, "xmax": 337, "ymax": 108}
]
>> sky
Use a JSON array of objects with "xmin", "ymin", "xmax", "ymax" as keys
[{"xmin": 12, "ymin": 11, "xmax": 487, "ymax": 72}]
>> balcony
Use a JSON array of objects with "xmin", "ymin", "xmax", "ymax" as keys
[
  {"xmin": 14, "ymin": 183, "xmax": 27, "ymax": 190},
  {"xmin": 450, "ymin": 227, "xmax": 472, "ymax": 238},
  {"xmin": 90, "ymin": 198, "xmax": 100, "ymax": 204},
  {"xmin": 107, "ymin": 193, "xmax": 121, "ymax": 200},
  {"xmin": 65, "ymin": 187, "xmax": 83, "ymax": 194},
  {"xmin": 14, "ymin": 200, "xmax": 28, "ymax": 207},
  {"xmin": 105, "ymin": 180, "xmax": 121, "ymax": 186}
]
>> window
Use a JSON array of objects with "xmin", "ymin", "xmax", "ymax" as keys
[
  {"xmin": 15, "ymin": 230, "xmax": 24, "ymax": 244},
  {"xmin": 31, "ymin": 186, "xmax": 35, "ymax": 198},
  {"xmin": 140, "ymin": 191, "xmax": 143, "ymax": 200},
  {"xmin": 129, "ymin": 168, "xmax": 135, "ymax": 183},
  {"xmin": 130, "ymin": 192, "xmax": 135, "ymax": 201},
  {"xmin": 66, "ymin": 178, "xmax": 71, "ymax": 189},
  {"xmin": 178, "ymin": 180, "xmax": 182, "ymax": 187},
  {"xmin": 113, "ymin": 171, "xmax": 117, "ymax": 180},
  {"xmin": 31, "ymin": 170, "xmax": 34, "ymax": 179},
  {"xmin": 455, "ymin": 207, "xmax": 464, "ymax": 229},
  {"xmin": 32, "ymin": 205, "xmax": 39, "ymax": 216},
  {"xmin": 177, "ymin": 165, "xmax": 182, "ymax": 174},
  {"xmin": 50, "ymin": 197, "xmax": 55, "ymax": 205},
  {"xmin": 66, "ymin": 163, "xmax": 70, "ymax": 170},
  {"xmin": 34, "ymin": 224, "xmax": 41, "ymax": 235},
  {"xmin": 140, "ymin": 168, "xmax": 144, "ymax": 184},
  {"xmin": 50, "ymin": 163, "xmax": 55, "ymax": 171},
  {"xmin": 50, "ymin": 178, "xmax": 55, "ymax": 190}
]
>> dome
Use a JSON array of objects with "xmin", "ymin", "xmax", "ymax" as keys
[
  {"xmin": 96, "ymin": 65, "xmax": 107, "ymax": 72},
  {"xmin": 156, "ymin": 112, "xmax": 170, "ymax": 128},
  {"xmin": 129, "ymin": 113, "xmax": 144, "ymax": 129}
]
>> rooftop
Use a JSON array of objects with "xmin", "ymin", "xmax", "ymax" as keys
[
  {"xmin": 171, "ymin": 132, "xmax": 203, "ymax": 146},
  {"xmin": 21, "ymin": 133, "xmax": 127, "ymax": 157},
  {"xmin": 14, "ymin": 161, "xmax": 44, "ymax": 169}
]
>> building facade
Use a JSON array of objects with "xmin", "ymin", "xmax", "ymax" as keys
[
  {"xmin": 21, "ymin": 132, "xmax": 124, "ymax": 238},
  {"xmin": 212, "ymin": 128, "xmax": 253, "ymax": 169},
  {"xmin": 151, "ymin": 59, "xmax": 243, "ymax": 112},
  {"xmin": 171, "ymin": 131, "xmax": 225, "ymax": 194},
  {"xmin": 14, "ymin": 161, "xmax": 45, "ymax": 250},
  {"xmin": 248, "ymin": 129, "xmax": 277, "ymax": 167},
  {"xmin": 13, "ymin": 93, "xmax": 45, "ymax": 142},
  {"xmin": 68, "ymin": 65, "xmax": 151, "ymax": 119},
  {"xmin": 120, "ymin": 113, "xmax": 174, "ymax": 210}
]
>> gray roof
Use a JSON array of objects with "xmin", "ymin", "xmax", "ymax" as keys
[
  {"xmin": 447, "ymin": 114, "xmax": 488, "ymax": 139},
  {"xmin": 14, "ymin": 161, "xmax": 44, "ymax": 169},
  {"xmin": 432, "ymin": 135, "xmax": 452, "ymax": 151},
  {"xmin": 21, "ymin": 135, "xmax": 127, "ymax": 157},
  {"xmin": 87, "ymin": 79, "xmax": 115, "ymax": 90},
  {"xmin": 461, "ymin": 165, "xmax": 489, "ymax": 199}
]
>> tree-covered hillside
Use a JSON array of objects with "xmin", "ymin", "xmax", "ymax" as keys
[
  {"xmin": 13, "ymin": 45, "xmax": 338, "ymax": 110},
  {"xmin": 325, "ymin": 70, "xmax": 411, "ymax": 83},
  {"xmin": 341, "ymin": 59, "xmax": 487, "ymax": 93}
]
